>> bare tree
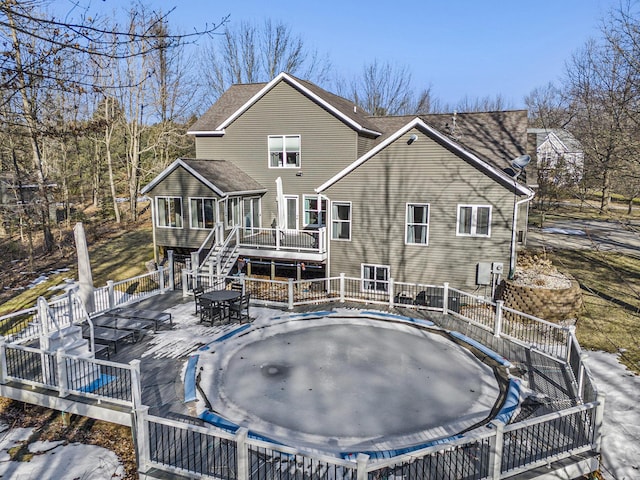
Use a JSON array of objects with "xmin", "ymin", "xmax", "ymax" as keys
[
  {"xmin": 201, "ymin": 19, "xmax": 332, "ymax": 103},
  {"xmin": 525, "ymin": 83, "xmax": 572, "ymax": 128},
  {"xmin": 346, "ymin": 60, "xmax": 417, "ymax": 116},
  {"xmin": 565, "ymin": 37, "xmax": 637, "ymax": 212}
]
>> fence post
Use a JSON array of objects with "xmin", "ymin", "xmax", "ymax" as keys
[
  {"xmin": 158, "ymin": 266, "xmax": 165, "ymax": 293},
  {"xmin": 388, "ymin": 278, "xmax": 395, "ymax": 308},
  {"xmin": 107, "ymin": 281, "xmax": 115, "ymax": 309},
  {"xmin": 130, "ymin": 359, "xmax": 143, "ymax": 409},
  {"xmin": 132, "ymin": 405, "xmax": 151, "ymax": 474},
  {"xmin": 66, "ymin": 289, "xmax": 74, "ymax": 324},
  {"xmin": 340, "ymin": 273, "xmax": 345, "ymax": 303},
  {"xmin": 356, "ymin": 453, "xmax": 369, "ymax": 480},
  {"xmin": 235, "ymin": 427, "xmax": 250, "ymax": 480},
  {"xmin": 592, "ymin": 392, "xmax": 606, "ymax": 453},
  {"xmin": 577, "ymin": 360, "xmax": 585, "ymax": 399},
  {"xmin": 566, "ymin": 325, "xmax": 576, "ymax": 363},
  {"xmin": 488, "ymin": 420, "xmax": 504, "ymax": 479},
  {"xmin": 288, "ymin": 278, "xmax": 294, "ymax": 309},
  {"xmin": 442, "ymin": 282, "xmax": 449, "ymax": 314},
  {"xmin": 182, "ymin": 269, "xmax": 189, "ymax": 298},
  {"xmin": 167, "ymin": 250, "xmax": 175, "ymax": 291},
  {"xmin": 0, "ymin": 339, "xmax": 7, "ymax": 384},
  {"xmin": 56, "ymin": 348, "xmax": 69, "ymax": 398},
  {"xmin": 494, "ymin": 300, "xmax": 504, "ymax": 337}
]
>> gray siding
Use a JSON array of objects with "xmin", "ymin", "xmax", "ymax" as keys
[
  {"xmin": 148, "ymin": 168, "xmax": 222, "ymax": 249},
  {"xmin": 195, "ymin": 81, "xmax": 359, "ymax": 228},
  {"xmin": 325, "ymin": 129, "xmax": 516, "ymax": 290}
]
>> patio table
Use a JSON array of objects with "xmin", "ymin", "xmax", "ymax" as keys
[
  {"xmin": 92, "ymin": 316, "xmax": 155, "ymax": 341},
  {"xmin": 201, "ymin": 290, "xmax": 242, "ymax": 324},
  {"xmin": 107, "ymin": 307, "xmax": 172, "ymax": 331},
  {"xmin": 82, "ymin": 325, "xmax": 135, "ymax": 353}
]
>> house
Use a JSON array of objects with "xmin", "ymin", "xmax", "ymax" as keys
[
  {"xmin": 528, "ymin": 128, "xmax": 584, "ymax": 185},
  {"xmin": 142, "ymin": 73, "xmax": 534, "ymax": 291}
]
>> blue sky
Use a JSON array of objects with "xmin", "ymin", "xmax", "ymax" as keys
[{"xmin": 62, "ymin": 0, "xmax": 619, "ymax": 109}]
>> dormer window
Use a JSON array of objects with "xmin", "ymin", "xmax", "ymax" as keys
[{"xmin": 269, "ymin": 135, "xmax": 300, "ymax": 168}]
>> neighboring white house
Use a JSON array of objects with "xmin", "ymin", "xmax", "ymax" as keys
[{"xmin": 528, "ymin": 128, "xmax": 584, "ymax": 185}]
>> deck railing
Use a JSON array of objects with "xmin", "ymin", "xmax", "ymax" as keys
[
  {"xmin": 1, "ymin": 265, "xmax": 603, "ymax": 480},
  {"xmin": 238, "ymin": 227, "xmax": 326, "ymax": 253},
  {"xmin": 0, "ymin": 340, "xmax": 136, "ymax": 408}
]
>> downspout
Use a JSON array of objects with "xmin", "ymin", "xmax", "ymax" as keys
[{"xmin": 509, "ymin": 188, "xmax": 535, "ymax": 279}]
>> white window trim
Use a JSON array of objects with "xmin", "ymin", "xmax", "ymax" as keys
[
  {"xmin": 283, "ymin": 194, "xmax": 299, "ymax": 231},
  {"xmin": 303, "ymin": 194, "xmax": 327, "ymax": 227},
  {"xmin": 225, "ymin": 197, "xmax": 241, "ymax": 228},
  {"xmin": 456, "ymin": 204, "xmax": 492, "ymax": 237},
  {"xmin": 331, "ymin": 201, "xmax": 352, "ymax": 241},
  {"xmin": 361, "ymin": 263, "xmax": 390, "ymax": 293},
  {"xmin": 268, "ymin": 134, "xmax": 301, "ymax": 169},
  {"xmin": 242, "ymin": 196, "xmax": 262, "ymax": 231},
  {"xmin": 405, "ymin": 202, "xmax": 430, "ymax": 246},
  {"xmin": 156, "ymin": 196, "xmax": 183, "ymax": 229},
  {"xmin": 188, "ymin": 197, "xmax": 217, "ymax": 230}
]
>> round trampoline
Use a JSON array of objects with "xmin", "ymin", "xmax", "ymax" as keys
[{"xmin": 193, "ymin": 312, "xmax": 511, "ymax": 454}]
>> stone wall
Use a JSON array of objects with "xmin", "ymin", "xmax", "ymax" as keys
[{"xmin": 498, "ymin": 278, "xmax": 583, "ymax": 323}]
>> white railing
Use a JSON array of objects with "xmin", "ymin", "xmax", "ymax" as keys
[
  {"xmin": 1, "ymin": 265, "xmax": 603, "ymax": 480},
  {"xmin": 238, "ymin": 226, "xmax": 327, "ymax": 253}
]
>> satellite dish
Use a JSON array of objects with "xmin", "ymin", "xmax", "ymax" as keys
[{"xmin": 511, "ymin": 154, "xmax": 531, "ymax": 170}]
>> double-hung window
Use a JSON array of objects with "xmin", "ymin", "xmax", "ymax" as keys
[
  {"xmin": 156, "ymin": 197, "xmax": 183, "ymax": 228},
  {"xmin": 269, "ymin": 135, "xmax": 300, "ymax": 168},
  {"xmin": 406, "ymin": 203, "xmax": 429, "ymax": 245},
  {"xmin": 362, "ymin": 264, "xmax": 390, "ymax": 293},
  {"xmin": 331, "ymin": 201, "xmax": 351, "ymax": 240},
  {"xmin": 457, "ymin": 205, "xmax": 491, "ymax": 237},
  {"xmin": 190, "ymin": 198, "xmax": 215, "ymax": 229},
  {"xmin": 304, "ymin": 195, "xmax": 327, "ymax": 227}
]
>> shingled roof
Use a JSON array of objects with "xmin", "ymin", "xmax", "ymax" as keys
[
  {"xmin": 187, "ymin": 73, "xmax": 381, "ymax": 135},
  {"xmin": 141, "ymin": 159, "xmax": 266, "ymax": 196},
  {"xmin": 368, "ymin": 110, "xmax": 529, "ymax": 171},
  {"xmin": 187, "ymin": 73, "xmax": 529, "ymax": 175}
]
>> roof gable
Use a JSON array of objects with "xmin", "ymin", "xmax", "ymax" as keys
[
  {"xmin": 187, "ymin": 72, "xmax": 382, "ymax": 136},
  {"xmin": 316, "ymin": 117, "xmax": 534, "ymax": 196},
  {"xmin": 141, "ymin": 159, "xmax": 266, "ymax": 197}
]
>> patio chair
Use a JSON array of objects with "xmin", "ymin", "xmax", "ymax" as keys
[
  {"xmin": 193, "ymin": 286, "xmax": 205, "ymax": 314},
  {"xmin": 229, "ymin": 293, "xmax": 251, "ymax": 323},
  {"xmin": 200, "ymin": 298, "xmax": 226, "ymax": 326}
]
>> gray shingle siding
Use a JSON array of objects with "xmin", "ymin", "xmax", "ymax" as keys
[{"xmin": 325, "ymin": 129, "xmax": 514, "ymax": 289}]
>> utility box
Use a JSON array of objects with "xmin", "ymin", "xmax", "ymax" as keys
[
  {"xmin": 477, "ymin": 262, "xmax": 492, "ymax": 285},
  {"xmin": 492, "ymin": 262, "xmax": 504, "ymax": 275}
]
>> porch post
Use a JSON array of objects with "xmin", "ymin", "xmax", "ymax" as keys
[
  {"xmin": 158, "ymin": 266, "xmax": 165, "ymax": 293},
  {"xmin": 288, "ymin": 278, "xmax": 294, "ymax": 309},
  {"xmin": 488, "ymin": 420, "xmax": 504, "ymax": 479},
  {"xmin": 340, "ymin": 273, "xmax": 345, "ymax": 303},
  {"xmin": 494, "ymin": 300, "xmax": 504, "ymax": 337},
  {"xmin": 181, "ymin": 269, "xmax": 189, "ymax": 298},
  {"xmin": 442, "ymin": 282, "xmax": 449, "ymax": 314},
  {"xmin": 566, "ymin": 325, "xmax": 576, "ymax": 364},
  {"xmin": 593, "ymin": 392, "xmax": 606, "ymax": 453},
  {"xmin": 356, "ymin": 453, "xmax": 370, "ymax": 480},
  {"xmin": 235, "ymin": 427, "xmax": 250, "ymax": 480},
  {"xmin": 388, "ymin": 277, "xmax": 395, "ymax": 308},
  {"xmin": 167, "ymin": 250, "xmax": 175, "ymax": 291},
  {"xmin": 0, "ymin": 339, "xmax": 7, "ymax": 384},
  {"xmin": 66, "ymin": 289, "xmax": 74, "ymax": 324},
  {"xmin": 56, "ymin": 348, "xmax": 69, "ymax": 398},
  {"xmin": 107, "ymin": 281, "xmax": 115, "ymax": 310}
]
